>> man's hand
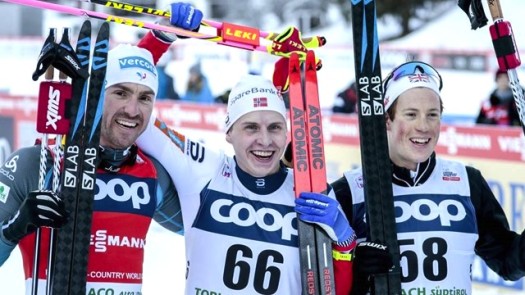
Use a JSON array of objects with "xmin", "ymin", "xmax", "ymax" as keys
[
  {"xmin": 270, "ymin": 26, "xmax": 326, "ymax": 92},
  {"xmin": 295, "ymin": 192, "xmax": 355, "ymax": 244},
  {"xmin": 1, "ymin": 190, "xmax": 66, "ymax": 244},
  {"xmin": 351, "ymin": 241, "xmax": 394, "ymax": 295},
  {"xmin": 170, "ymin": 2, "xmax": 203, "ymax": 31},
  {"xmin": 153, "ymin": 2, "xmax": 204, "ymax": 43}
]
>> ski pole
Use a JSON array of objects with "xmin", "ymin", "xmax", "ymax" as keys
[
  {"xmin": 79, "ymin": 0, "xmax": 316, "ymax": 43},
  {"xmin": 2, "ymin": 0, "xmax": 314, "ymax": 60},
  {"xmin": 485, "ymin": 0, "xmax": 525, "ymax": 135},
  {"xmin": 33, "ymin": 27, "xmax": 73, "ymax": 294}
]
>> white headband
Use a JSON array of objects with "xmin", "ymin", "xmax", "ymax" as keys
[
  {"xmin": 383, "ymin": 73, "xmax": 441, "ymax": 111},
  {"xmin": 225, "ymin": 75, "xmax": 287, "ymax": 132},
  {"xmin": 105, "ymin": 44, "xmax": 158, "ymax": 97}
]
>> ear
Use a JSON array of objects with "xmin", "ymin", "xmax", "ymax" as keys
[
  {"xmin": 385, "ymin": 115, "xmax": 392, "ymax": 131},
  {"xmin": 226, "ymin": 132, "xmax": 232, "ymax": 144}
]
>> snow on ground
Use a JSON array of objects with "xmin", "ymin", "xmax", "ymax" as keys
[{"xmin": 0, "ymin": 222, "xmax": 187, "ymax": 294}]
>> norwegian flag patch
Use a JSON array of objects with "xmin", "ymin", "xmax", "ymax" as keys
[
  {"xmin": 253, "ymin": 97, "xmax": 268, "ymax": 107},
  {"xmin": 408, "ymin": 73, "xmax": 430, "ymax": 83}
]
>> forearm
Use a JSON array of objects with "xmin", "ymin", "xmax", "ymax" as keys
[
  {"xmin": 333, "ymin": 241, "xmax": 356, "ymax": 295},
  {"xmin": 0, "ymin": 234, "xmax": 16, "ymax": 266},
  {"xmin": 137, "ymin": 31, "xmax": 172, "ymax": 65}
]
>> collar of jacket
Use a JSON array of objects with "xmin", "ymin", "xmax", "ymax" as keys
[{"xmin": 391, "ymin": 152, "xmax": 436, "ymax": 187}]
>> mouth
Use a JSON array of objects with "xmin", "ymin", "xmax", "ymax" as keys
[
  {"xmin": 251, "ymin": 150, "xmax": 275, "ymax": 160},
  {"xmin": 410, "ymin": 137, "xmax": 431, "ymax": 145},
  {"xmin": 116, "ymin": 119, "xmax": 139, "ymax": 129}
]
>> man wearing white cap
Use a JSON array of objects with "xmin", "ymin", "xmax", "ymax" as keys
[
  {"xmin": 0, "ymin": 4, "xmax": 204, "ymax": 294},
  {"xmin": 330, "ymin": 61, "xmax": 525, "ymax": 294},
  {"xmin": 136, "ymin": 74, "xmax": 357, "ymax": 294}
]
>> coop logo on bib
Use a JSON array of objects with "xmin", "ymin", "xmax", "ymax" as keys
[
  {"xmin": 195, "ymin": 193, "xmax": 298, "ymax": 247},
  {"xmin": 93, "ymin": 174, "xmax": 156, "ymax": 216},
  {"xmin": 394, "ymin": 194, "xmax": 477, "ymax": 234}
]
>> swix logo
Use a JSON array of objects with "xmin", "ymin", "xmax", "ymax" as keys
[
  {"xmin": 205, "ymin": 197, "xmax": 298, "ymax": 245},
  {"xmin": 358, "ymin": 242, "xmax": 387, "ymax": 251},
  {"xmin": 91, "ymin": 229, "xmax": 145, "ymax": 252},
  {"xmin": 395, "ymin": 198, "xmax": 466, "ymax": 226},
  {"xmin": 46, "ymin": 86, "xmax": 63, "ymax": 131},
  {"xmin": 65, "ymin": 54, "xmax": 81, "ymax": 71},
  {"xmin": 95, "ymin": 178, "xmax": 151, "ymax": 209}
]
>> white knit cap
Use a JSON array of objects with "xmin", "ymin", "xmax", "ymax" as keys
[
  {"xmin": 383, "ymin": 71, "xmax": 441, "ymax": 111},
  {"xmin": 105, "ymin": 44, "xmax": 158, "ymax": 96},
  {"xmin": 225, "ymin": 75, "xmax": 287, "ymax": 132}
]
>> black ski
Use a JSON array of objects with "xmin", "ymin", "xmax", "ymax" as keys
[
  {"xmin": 51, "ymin": 20, "xmax": 109, "ymax": 295},
  {"xmin": 350, "ymin": 1, "xmax": 402, "ymax": 294}
]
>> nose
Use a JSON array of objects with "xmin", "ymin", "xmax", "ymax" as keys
[
  {"xmin": 257, "ymin": 130, "xmax": 272, "ymax": 146},
  {"xmin": 416, "ymin": 116, "xmax": 430, "ymax": 132},
  {"xmin": 123, "ymin": 96, "xmax": 140, "ymax": 116}
]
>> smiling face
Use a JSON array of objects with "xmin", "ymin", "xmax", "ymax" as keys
[
  {"xmin": 226, "ymin": 110, "xmax": 288, "ymax": 177},
  {"xmin": 99, "ymin": 83, "xmax": 155, "ymax": 149},
  {"xmin": 386, "ymin": 87, "xmax": 442, "ymax": 171}
]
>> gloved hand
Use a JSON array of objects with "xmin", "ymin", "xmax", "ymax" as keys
[
  {"xmin": 270, "ymin": 26, "xmax": 326, "ymax": 92},
  {"xmin": 295, "ymin": 192, "xmax": 354, "ymax": 244},
  {"xmin": 351, "ymin": 241, "xmax": 394, "ymax": 295},
  {"xmin": 153, "ymin": 2, "xmax": 204, "ymax": 43},
  {"xmin": 1, "ymin": 190, "xmax": 66, "ymax": 244},
  {"xmin": 457, "ymin": 0, "xmax": 487, "ymax": 30}
]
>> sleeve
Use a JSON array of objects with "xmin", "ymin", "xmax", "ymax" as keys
[
  {"xmin": 326, "ymin": 183, "xmax": 355, "ymax": 294},
  {"xmin": 331, "ymin": 176, "xmax": 354, "ymax": 224},
  {"xmin": 333, "ymin": 241, "xmax": 356, "ymax": 295},
  {"xmin": 468, "ymin": 166, "xmax": 525, "ymax": 280},
  {"xmin": 137, "ymin": 31, "xmax": 172, "ymax": 65},
  {"xmin": 0, "ymin": 146, "xmax": 42, "ymax": 265},
  {"xmin": 149, "ymin": 156, "xmax": 184, "ymax": 235},
  {"xmin": 136, "ymin": 116, "xmax": 223, "ymax": 197}
]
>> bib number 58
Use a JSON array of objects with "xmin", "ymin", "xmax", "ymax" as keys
[{"xmin": 399, "ymin": 237, "xmax": 448, "ymax": 282}]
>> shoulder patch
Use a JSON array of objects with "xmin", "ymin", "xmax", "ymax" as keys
[{"xmin": 0, "ymin": 181, "xmax": 11, "ymax": 203}]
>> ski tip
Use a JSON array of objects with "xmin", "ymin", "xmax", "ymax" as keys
[
  {"xmin": 289, "ymin": 52, "xmax": 301, "ymax": 73},
  {"xmin": 306, "ymin": 50, "xmax": 316, "ymax": 71},
  {"xmin": 80, "ymin": 19, "xmax": 91, "ymax": 31}
]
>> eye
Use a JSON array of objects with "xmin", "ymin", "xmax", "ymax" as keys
[
  {"xmin": 404, "ymin": 112, "xmax": 417, "ymax": 118},
  {"xmin": 140, "ymin": 94, "xmax": 154, "ymax": 103},
  {"xmin": 268, "ymin": 123, "xmax": 283, "ymax": 131},
  {"xmin": 244, "ymin": 123, "xmax": 259, "ymax": 132},
  {"xmin": 428, "ymin": 112, "xmax": 441, "ymax": 119},
  {"xmin": 114, "ymin": 90, "xmax": 127, "ymax": 97}
]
